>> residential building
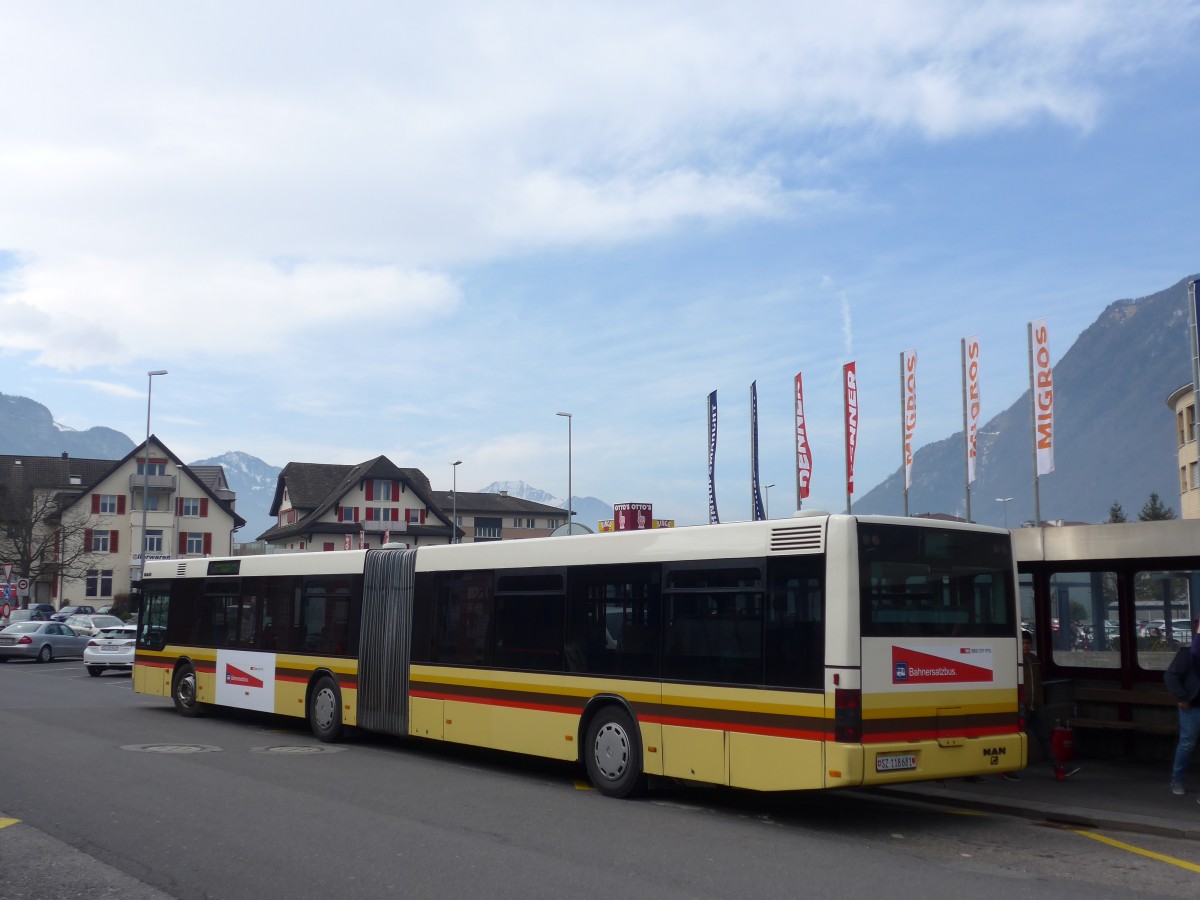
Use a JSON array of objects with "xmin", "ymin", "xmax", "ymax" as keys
[
  {"xmin": 258, "ymin": 456, "xmax": 456, "ymax": 551},
  {"xmin": 1168, "ymin": 383, "xmax": 1200, "ymax": 519},
  {"xmin": 427, "ymin": 489, "xmax": 567, "ymax": 542},
  {"xmin": 0, "ymin": 438, "xmax": 244, "ymax": 607}
]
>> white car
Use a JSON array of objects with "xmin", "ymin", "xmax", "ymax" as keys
[
  {"xmin": 83, "ymin": 624, "xmax": 137, "ymax": 676},
  {"xmin": 65, "ymin": 614, "xmax": 126, "ymax": 636}
]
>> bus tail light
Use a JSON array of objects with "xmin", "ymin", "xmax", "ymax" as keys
[{"xmin": 834, "ymin": 688, "xmax": 862, "ymax": 743}]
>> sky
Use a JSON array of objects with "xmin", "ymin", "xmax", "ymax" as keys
[{"xmin": 2, "ymin": 1, "xmax": 1199, "ymax": 526}]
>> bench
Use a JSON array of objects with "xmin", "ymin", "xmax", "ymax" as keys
[{"xmin": 1069, "ymin": 687, "xmax": 1179, "ymax": 736}]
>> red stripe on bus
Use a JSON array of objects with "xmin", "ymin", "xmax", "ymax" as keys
[
  {"xmin": 863, "ymin": 725, "xmax": 1017, "ymax": 743},
  {"xmin": 410, "ymin": 689, "xmax": 591, "ymax": 717}
]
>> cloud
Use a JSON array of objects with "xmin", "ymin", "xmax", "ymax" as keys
[{"xmin": 0, "ymin": 255, "xmax": 460, "ymax": 370}]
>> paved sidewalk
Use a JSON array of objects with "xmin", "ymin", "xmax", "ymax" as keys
[{"xmin": 876, "ymin": 758, "xmax": 1200, "ymax": 841}]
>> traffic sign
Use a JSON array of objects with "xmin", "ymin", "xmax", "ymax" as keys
[
  {"xmin": 16, "ymin": 578, "xmax": 29, "ymax": 597},
  {"xmin": 2, "ymin": 563, "xmax": 11, "ymax": 582}
]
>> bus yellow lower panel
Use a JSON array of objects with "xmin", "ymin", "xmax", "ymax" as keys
[
  {"xmin": 133, "ymin": 663, "xmax": 170, "ymax": 698},
  {"xmin": 824, "ymin": 743, "xmax": 864, "ymax": 787},
  {"xmin": 661, "ymin": 724, "xmax": 726, "ymax": 784},
  {"xmin": 728, "ymin": 732, "xmax": 824, "ymax": 791},
  {"xmin": 491, "ymin": 706, "xmax": 578, "ymax": 762},
  {"xmin": 410, "ymin": 696, "xmax": 443, "ymax": 739},
  {"xmin": 444, "ymin": 699, "xmax": 491, "ymax": 748}
]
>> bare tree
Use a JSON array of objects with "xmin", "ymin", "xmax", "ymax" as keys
[{"xmin": 0, "ymin": 483, "xmax": 94, "ymax": 592}]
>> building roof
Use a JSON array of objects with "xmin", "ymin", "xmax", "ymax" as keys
[
  {"xmin": 57, "ymin": 436, "xmax": 247, "ymax": 530},
  {"xmin": 259, "ymin": 456, "xmax": 452, "ymax": 542},
  {"xmin": 1, "ymin": 444, "xmax": 245, "ymax": 530},
  {"xmin": 427, "ymin": 490, "xmax": 568, "ymax": 517}
]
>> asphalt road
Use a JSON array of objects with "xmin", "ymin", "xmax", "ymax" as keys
[{"xmin": 2, "ymin": 659, "xmax": 1198, "ymax": 899}]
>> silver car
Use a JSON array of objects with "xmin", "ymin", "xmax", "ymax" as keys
[
  {"xmin": 0, "ymin": 622, "xmax": 91, "ymax": 662},
  {"xmin": 64, "ymin": 614, "xmax": 126, "ymax": 636},
  {"xmin": 83, "ymin": 625, "xmax": 137, "ymax": 676}
]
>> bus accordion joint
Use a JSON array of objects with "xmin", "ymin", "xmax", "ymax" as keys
[{"xmin": 834, "ymin": 688, "xmax": 862, "ymax": 743}]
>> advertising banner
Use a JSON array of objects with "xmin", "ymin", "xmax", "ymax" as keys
[
  {"xmin": 707, "ymin": 390, "xmax": 720, "ymax": 524},
  {"xmin": 843, "ymin": 362, "xmax": 858, "ymax": 497},
  {"xmin": 1030, "ymin": 319, "xmax": 1055, "ymax": 475},
  {"xmin": 750, "ymin": 381, "xmax": 765, "ymax": 521},
  {"xmin": 902, "ymin": 350, "xmax": 917, "ymax": 490},
  {"xmin": 963, "ymin": 335, "xmax": 981, "ymax": 483},
  {"xmin": 794, "ymin": 373, "xmax": 811, "ymax": 504}
]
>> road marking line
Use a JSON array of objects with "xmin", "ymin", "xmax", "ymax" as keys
[
  {"xmin": 1075, "ymin": 830, "xmax": 1200, "ymax": 873},
  {"xmin": 0, "ymin": 818, "xmax": 19, "ymax": 829}
]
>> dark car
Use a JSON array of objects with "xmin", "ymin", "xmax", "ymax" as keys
[
  {"xmin": 27, "ymin": 603, "xmax": 56, "ymax": 621},
  {"xmin": 51, "ymin": 604, "xmax": 96, "ymax": 622}
]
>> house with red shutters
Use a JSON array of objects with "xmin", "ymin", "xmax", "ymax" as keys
[
  {"xmin": 62, "ymin": 436, "xmax": 244, "ymax": 604},
  {"xmin": 9, "ymin": 437, "xmax": 245, "ymax": 606},
  {"xmin": 258, "ymin": 455, "xmax": 457, "ymax": 551}
]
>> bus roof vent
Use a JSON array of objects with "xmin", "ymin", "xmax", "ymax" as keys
[
  {"xmin": 176, "ymin": 563, "xmax": 188, "ymax": 577},
  {"xmin": 770, "ymin": 523, "xmax": 824, "ymax": 554}
]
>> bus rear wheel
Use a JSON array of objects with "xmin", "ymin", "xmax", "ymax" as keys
[
  {"xmin": 309, "ymin": 675, "xmax": 343, "ymax": 743},
  {"xmin": 584, "ymin": 707, "xmax": 645, "ymax": 798},
  {"xmin": 172, "ymin": 664, "xmax": 204, "ymax": 717}
]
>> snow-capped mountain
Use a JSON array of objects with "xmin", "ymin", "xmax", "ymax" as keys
[{"xmin": 189, "ymin": 451, "xmax": 281, "ymax": 541}]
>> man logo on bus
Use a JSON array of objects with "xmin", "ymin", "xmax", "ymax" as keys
[{"xmin": 894, "ymin": 662, "xmax": 909, "ymax": 682}]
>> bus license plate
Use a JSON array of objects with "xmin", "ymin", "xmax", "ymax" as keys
[{"xmin": 875, "ymin": 753, "xmax": 917, "ymax": 773}]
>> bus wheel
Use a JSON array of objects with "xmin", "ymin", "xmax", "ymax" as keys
[
  {"xmin": 585, "ymin": 707, "xmax": 645, "ymax": 798},
  {"xmin": 172, "ymin": 664, "xmax": 204, "ymax": 717},
  {"xmin": 309, "ymin": 675, "xmax": 343, "ymax": 743}
]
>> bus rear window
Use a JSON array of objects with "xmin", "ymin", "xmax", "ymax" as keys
[{"xmin": 859, "ymin": 522, "xmax": 1015, "ymax": 638}]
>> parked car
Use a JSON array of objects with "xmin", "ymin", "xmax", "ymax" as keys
[
  {"xmin": 83, "ymin": 625, "xmax": 137, "ymax": 676},
  {"xmin": 51, "ymin": 604, "xmax": 96, "ymax": 622},
  {"xmin": 64, "ymin": 614, "xmax": 125, "ymax": 636},
  {"xmin": 0, "ymin": 622, "xmax": 91, "ymax": 662},
  {"xmin": 27, "ymin": 604, "xmax": 56, "ymax": 620}
]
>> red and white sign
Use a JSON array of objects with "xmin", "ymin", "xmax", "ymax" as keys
[
  {"xmin": 344, "ymin": 534, "xmax": 351, "ymax": 551},
  {"xmin": 794, "ymin": 373, "xmax": 812, "ymax": 502},
  {"xmin": 614, "ymin": 503, "xmax": 652, "ymax": 531},
  {"xmin": 843, "ymin": 362, "xmax": 858, "ymax": 496},
  {"xmin": 215, "ymin": 650, "xmax": 275, "ymax": 712},
  {"xmin": 902, "ymin": 350, "xmax": 917, "ymax": 490},
  {"xmin": 1, "ymin": 602, "xmax": 10, "ymax": 620},
  {"xmin": 891, "ymin": 644, "xmax": 994, "ymax": 685},
  {"xmin": 964, "ymin": 335, "xmax": 981, "ymax": 484},
  {"xmin": 2, "ymin": 563, "xmax": 11, "ymax": 582},
  {"xmin": 1030, "ymin": 318, "xmax": 1054, "ymax": 475}
]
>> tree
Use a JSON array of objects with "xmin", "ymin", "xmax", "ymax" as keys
[
  {"xmin": 1107, "ymin": 501, "xmax": 1127, "ymax": 523},
  {"xmin": 0, "ymin": 482, "xmax": 94, "ymax": 595},
  {"xmin": 1138, "ymin": 492, "xmax": 1176, "ymax": 522}
]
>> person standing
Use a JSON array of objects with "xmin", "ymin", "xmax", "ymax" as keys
[
  {"xmin": 1164, "ymin": 616, "xmax": 1200, "ymax": 797},
  {"xmin": 1022, "ymin": 630, "xmax": 1079, "ymax": 781}
]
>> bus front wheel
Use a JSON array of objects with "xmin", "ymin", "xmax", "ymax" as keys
[
  {"xmin": 309, "ymin": 675, "xmax": 343, "ymax": 743},
  {"xmin": 172, "ymin": 664, "xmax": 204, "ymax": 717},
  {"xmin": 584, "ymin": 707, "xmax": 645, "ymax": 798}
]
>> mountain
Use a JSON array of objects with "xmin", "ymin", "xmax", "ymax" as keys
[
  {"xmin": 480, "ymin": 480, "xmax": 614, "ymax": 532},
  {"xmin": 188, "ymin": 451, "xmax": 282, "ymax": 541},
  {"xmin": 0, "ymin": 393, "xmax": 134, "ymax": 459},
  {"xmin": 856, "ymin": 275, "xmax": 1198, "ymax": 526}
]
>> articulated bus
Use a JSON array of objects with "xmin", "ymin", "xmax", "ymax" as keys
[{"xmin": 133, "ymin": 513, "xmax": 1025, "ymax": 796}]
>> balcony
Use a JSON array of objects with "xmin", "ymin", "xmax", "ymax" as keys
[{"xmin": 129, "ymin": 473, "xmax": 177, "ymax": 492}]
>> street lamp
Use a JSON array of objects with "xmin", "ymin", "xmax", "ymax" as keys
[
  {"xmin": 764, "ymin": 483, "xmax": 776, "ymax": 519},
  {"xmin": 451, "ymin": 460, "xmax": 462, "ymax": 543},
  {"xmin": 996, "ymin": 497, "xmax": 1014, "ymax": 528},
  {"xmin": 140, "ymin": 370, "xmax": 167, "ymax": 582},
  {"xmin": 556, "ymin": 412, "xmax": 572, "ymax": 534}
]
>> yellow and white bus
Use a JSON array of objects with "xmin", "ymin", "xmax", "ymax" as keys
[{"xmin": 134, "ymin": 512, "xmax": 1025, "ymax": 796}]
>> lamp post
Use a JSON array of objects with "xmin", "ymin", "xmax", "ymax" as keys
[
  {"xmin": 556, "ymin": 412, "xmax": 572, "ymax": 534},
  {"xmin": 141, "ymin": 370, "xmax": 167, "ymax": 582},
  {"xmin": 451, "ymin": 460, "xmax": 462, "ymax": 543},
  {"xmin": 996, "ymin": 497, "xmax": 1013, "ymax": 528},
  {"xmin": 764, "ymin": 483, "xmax": 776, "ymax": 519}
]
